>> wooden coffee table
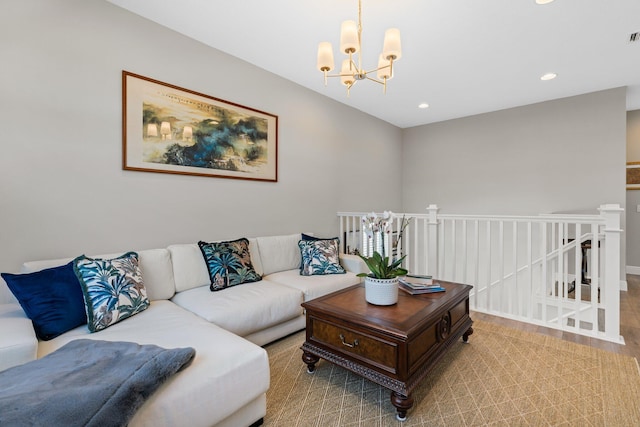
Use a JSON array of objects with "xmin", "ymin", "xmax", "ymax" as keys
[{"xmin": 301, "ymin": 280, "xmax": 473, "ymax": 421}]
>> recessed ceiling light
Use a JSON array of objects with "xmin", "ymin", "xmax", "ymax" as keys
[
  {"xmin": 535, "ymin": 0, "xmax": 555, "ymax": 4},
  {"xmin": 540, "ymin": 72, "xmax": 557, "ymax": 81},
  {"xmin": 418, "ymin": 103, "xmax": 429, "ymax": 109}
]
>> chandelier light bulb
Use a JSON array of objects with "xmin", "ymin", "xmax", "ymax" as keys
[
  {"xmin": 316, "ymin": 42, "xmax": 335, "ymax": 72},
  {"xmin": 340, "ymin": 20, "xmax": 359, "ymax": 54},
  {"xmin": 340, "ymin": 59, "xmax": 355, "ymax": 87},
  {"xmin": 377, "ymin": 54, "xmax": 392, "ymax": 80},
  {"xmin": 382, "ymin": 28, "xmax": 402, "ymax": 61}
]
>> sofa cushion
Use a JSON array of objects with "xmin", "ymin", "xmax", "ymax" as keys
[
  {"xmin": 0, "ymin": 304, "xmax": 38, "ymax": 371},
  {"xmin": 167, "ymin": 244, "xmax": 210, "ymax": 293},
  {"xmin": 1, "ymin": 262, "xmax": 87, "ymax": 340},
  {"xmin": 246, "ymin": 238, "xmax": 263, "ymax": 276},
  {"xmin": 36, "ymin": 300, "xmax": 269, "ymax": 427},
  {"xmin": 298, "ymin": 238, "xmax": 346, "ymax": 276},
  {"xmin": 256, "ymin": 233, "xmax": 302, "ymax": 276},
  {"xmin": 171, "ymin": 281, "xmax": 303, "ymax": 337},
  {"xmin": 169, "ymin": 239, "xmax": 262, "ymax": 293},
  {"xmin": 265, "ymin": 269, "xmax": 360, "ymax": 301},
  {"xmin": 198, "ymin": 238, "xmax": 261, "ymax": 291},
  {"xmin": 74, "ymin": 252, "xmax": 150, "ymax": 333},
  {"xmin": 135, "ymin": 249, "xmax": 176, "ymax": 301},
  {"xmin": 21, "ymin": 249, "xmax": 176, "ymax": 301}
]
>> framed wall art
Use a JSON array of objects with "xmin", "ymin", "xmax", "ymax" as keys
[
  {"xmin": 627, "ymin": 162, "xmax": 640, "ymax": 190},
  {"xmin": 122, "ymin": 71, "xmax": 278, "ymax": 182}
]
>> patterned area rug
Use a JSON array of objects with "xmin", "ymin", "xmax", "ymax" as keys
[{"xmin": 264, "ymin": 320, "xmax": 640, "ymax": 426}]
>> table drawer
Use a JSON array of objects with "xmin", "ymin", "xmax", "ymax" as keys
[
  {"xmin": 449, "ymin": 298, "xmax": 469, "ymax": 327},
  {"xmin": 407, "ymin": 297, "xmax": 469, "ymax": 370},
  {"xmin": 310, "ymin": 317, "xmax": 398, "ymax": 373}
]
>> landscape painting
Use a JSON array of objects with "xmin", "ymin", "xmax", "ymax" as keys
[
  {"xmin": 123, "ymin": 71, "xmax": 278, "ymax": 181},
  {"xmin": 627, "ymin": 162, "xmax": 640, "ymax": 190}
]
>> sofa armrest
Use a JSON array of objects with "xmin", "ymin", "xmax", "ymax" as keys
[
  {"xmin": 0, "ymin": 304, "xmax": 38, "ymax": 372},
  {"xmin": 339, "ymin": 254, "xmax": 368, "ymax": 276}
]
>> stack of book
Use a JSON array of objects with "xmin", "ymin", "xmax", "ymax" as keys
[{"xmin": 399, "ymin": 275, "xmax": 445, "ymax": 295}]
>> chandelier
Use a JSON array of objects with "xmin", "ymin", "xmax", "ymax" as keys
[{"xmin": 316, "ymin": 0, "xmax": 402, "ymax": 96}]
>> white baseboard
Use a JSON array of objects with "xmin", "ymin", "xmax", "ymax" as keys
[
  {"xmin": 626, "ymin": 265, "xmax": 640, "ymax": 275},
  {"xmin": 621, "ymin": 280, "xmax": 628, "ymax": 291}
]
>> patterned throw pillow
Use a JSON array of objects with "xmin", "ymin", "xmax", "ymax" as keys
[
  {"xmin": 73, "ymin": 252, "xmax": 150, "ymax": 333},
  {"xmin": 198, "ymin": 238, "xmax": 262, "ymax": 292},
  {"xmin": 299, "ymin": 233, "xmax": 340, "ymax": 268},
  {"xmin": 298, "ymin": 238, "xmax": 346, "ymax": 276}
]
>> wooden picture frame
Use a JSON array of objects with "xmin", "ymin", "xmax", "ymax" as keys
[
  {"xmin": 627, "ymin": 162, "xmax": 640, "ymax": 190},
  {"xmin": 122, "ymin": 71, "xmax": 278, "ymax": 182}
]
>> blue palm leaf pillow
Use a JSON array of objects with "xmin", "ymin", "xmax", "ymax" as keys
[
  {"xmin": 73, "ymin": 252, "xmax": 150, "ymax": 333},
  {"xmin": 198, "ymin": 238, "xmax": 262, "ymax": 292},
  {"xmin": 298, "ymin": 238, "xmax": 346, "ymax": 276}
]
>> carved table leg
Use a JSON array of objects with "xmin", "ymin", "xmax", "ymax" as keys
[
  {"xmin": 462, "ymin": 326, "xmax": 474, "ymax": 343},
  {"xmin": 390, "ymin": 391, "xmax": 414, "ymax": 421},
  {"xmin": 302, "ymin": 351, "xmax": 319, "ymax": 373}
]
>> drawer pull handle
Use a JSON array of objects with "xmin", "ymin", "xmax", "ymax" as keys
[{"xmin": 339, "ymin": 334, "xmax": 359, "ymax": 348}]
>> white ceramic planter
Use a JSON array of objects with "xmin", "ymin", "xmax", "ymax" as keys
[{"xmin": 364, "ymin": 276, "xmax": 399, "ymax": 305}]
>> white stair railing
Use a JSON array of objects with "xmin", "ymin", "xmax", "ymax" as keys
[{"xmin": 338, "ymin": 204, "xmax": 623, "ymax": 344}]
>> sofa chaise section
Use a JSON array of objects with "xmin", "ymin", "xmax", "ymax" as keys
[
  {"xmin": 1, "ymin": 247, "xmax": 270, "ymax": 427},
  {"xmin": 36, "ymin": 300, "xmax": 269, "ymax": 427},
  {"xmin": 0, "ymin": 304, "xmax": 38, "ymax": 372}
]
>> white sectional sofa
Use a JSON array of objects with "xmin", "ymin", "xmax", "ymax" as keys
[{"xmin": 0, "ymin": 233, "xmax": 364, "ymax": 427}]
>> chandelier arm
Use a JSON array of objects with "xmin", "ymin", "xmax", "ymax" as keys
[
  {"xmin": 346, "ymin": 80, "xmax": 355, "ymax": 97},
  {"xmin": 323, "ymin": 72, "xmax": 361, "ymax": 79},
  {"xmin": 363, "ymin": 65, "xmax": 391, "ymax": 75},
  {"xmin": 364, "ymin": 76, "xmax": 385, "ymax": 85},
  {"xmin": 350, "ymin": 58, "xmax": 360, "ymax": 73}
]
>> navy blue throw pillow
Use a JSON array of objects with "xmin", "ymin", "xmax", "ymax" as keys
[
  {"xmin": 2, "ymin": 262, "xmax": 87, "ymax": 340},
  {"xmin": 301, "ymin": 233, "xmax": 339, "ymax": 242}
]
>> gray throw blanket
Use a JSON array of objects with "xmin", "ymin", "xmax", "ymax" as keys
[{"xmin": 0, "ymin": 339, "xmax": 196, "ymax": 427}]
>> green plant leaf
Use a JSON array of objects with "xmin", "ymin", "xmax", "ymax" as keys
[{"xmin": 358, "ymin": 251, "xmax": 408, "ymax": 279}]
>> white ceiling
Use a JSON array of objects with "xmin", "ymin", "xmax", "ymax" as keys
[{"xmin": 107, "ymin": 0, "xmax": 640, "ymax": 129}]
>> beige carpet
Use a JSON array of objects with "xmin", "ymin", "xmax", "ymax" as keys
[{"xmin": 264, "ymin": 320, "xmax": 640, "ymax": 426}]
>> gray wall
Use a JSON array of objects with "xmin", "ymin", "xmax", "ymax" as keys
[
  {"xmin": 401, "ymin": 88, "xmax": 627, "ymax": 278},
  {"xmin": 401, "ymin": 89, "xmax": 627, "ymax": 215},
  {"xmin": 0, "ymin": 0, "xmax": 402, "ymax": 299},
  {"xmin": 626, "ymin": 110, "xmax": 640, "ymax": 268}
]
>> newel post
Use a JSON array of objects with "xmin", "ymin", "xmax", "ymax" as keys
[
  {"xmin": 599, "ymin": 204, "xmax": 623, "ymax": 342},
  {"xmin": 426, "ymin": 204, "xmax": 439, "ymax": 276}
]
